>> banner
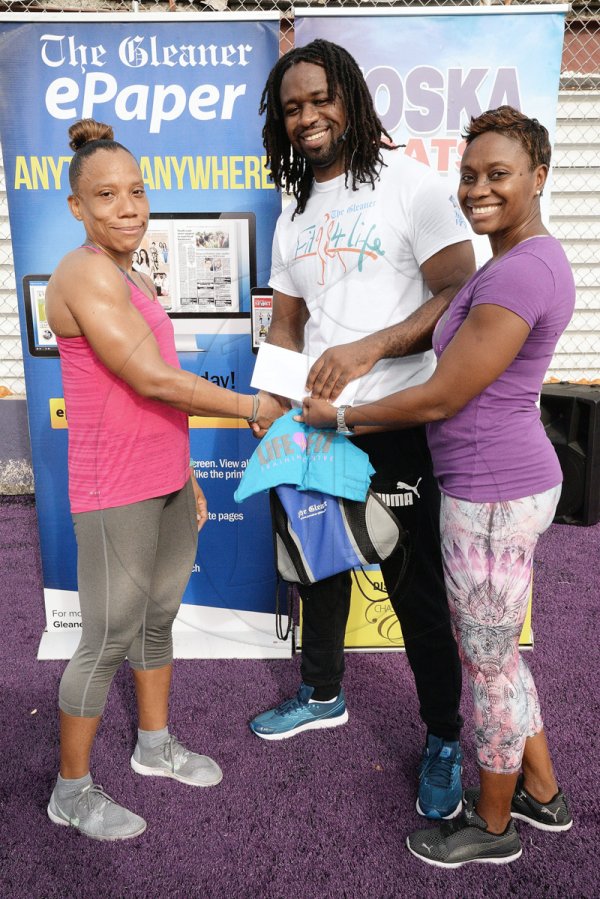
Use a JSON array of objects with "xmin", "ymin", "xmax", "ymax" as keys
[
  {"xmin": 295, "ymin": 6, "xmax": 567, "ymax": 649},
  {"xmin": 0, "ymin": 13, "xmax": 286, "ymax": 658},
  {"xmin": 296, "ymin": 6, "xmax": 568, "ymax": 265},
  {"xmin": 298, "ymin": 571, "xmax": 534, "ymax": 652},
  {"xmin": 0, "ymin": 9, "xmax": 567, "ymax": 658}
]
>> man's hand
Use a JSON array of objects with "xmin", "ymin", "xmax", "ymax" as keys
[
  {"xmin": 295, "ymin": 396, "xmax": 337, "ymax": 430},
  {"xmin": 190, "ymin": 473, "xmax": 209, "ymax": 532},
  {"xmin": 249, "ymin": 390, "xmax": 290, "ymax": 439},
  {"xmin": 307, "ymin": 337, "xmax": 378, "ymax": 402}
]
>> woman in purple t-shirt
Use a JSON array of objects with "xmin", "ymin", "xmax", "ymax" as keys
[{"xmin": 299, "ymin": 106, "xmax": 575, "ymax": 868}]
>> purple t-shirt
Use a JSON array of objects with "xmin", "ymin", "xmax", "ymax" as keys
[{"xmin": 427, "ymin": 236, "xmax": 575, "ymax": 502}]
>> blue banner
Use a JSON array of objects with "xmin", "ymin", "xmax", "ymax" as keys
[{"xmin": 0, "ymin": 15, "xmax": 285, "ymax": 658}]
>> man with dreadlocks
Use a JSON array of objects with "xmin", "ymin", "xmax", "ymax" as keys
[{"xmin": 249, "ymin": 39, "xmax": 475, "ymax": 821}]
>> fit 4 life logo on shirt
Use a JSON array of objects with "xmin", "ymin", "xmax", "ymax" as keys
[
  {"xmin": 377, "ymin": 478, "xmax": 422, "ymax": 508},
  {"xmin": 294, "ymin": 204, "xmax": 384, "ymax": 287},
  {"xmin": 256, "ymin": 430, "xmax": 334, "ymax": 471}
]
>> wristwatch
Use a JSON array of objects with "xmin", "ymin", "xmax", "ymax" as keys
[{"xmin": 336, "ymin": 405, "xmax": 354, "ymax": 436}]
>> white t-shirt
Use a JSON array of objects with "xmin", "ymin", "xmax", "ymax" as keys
[{"xmin": 269, "ymin": 149, "xmax": 469, "ymax": 404}]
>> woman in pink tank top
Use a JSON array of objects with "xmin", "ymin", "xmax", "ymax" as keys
[{"xmin": 43, "ymin": 119, "xmax": 281, "ymax": 842}]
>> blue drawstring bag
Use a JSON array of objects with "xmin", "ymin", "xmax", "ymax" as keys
[{"xmin": 270, "ymin": 484, "xmax": 406, "ymax": 586}]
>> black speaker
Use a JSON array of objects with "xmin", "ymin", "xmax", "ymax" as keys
[{"xmin": 540, "ymin": 384, "xmax": 600, "ymax": 526}]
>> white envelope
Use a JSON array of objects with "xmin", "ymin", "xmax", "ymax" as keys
[{"xmin": 250, "ymin": 343, "xmax": 359, "ymax": 407}]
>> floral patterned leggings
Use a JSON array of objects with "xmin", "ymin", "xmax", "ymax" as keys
[{"xmin": 439, "ymin": 485, "xmax": 561, "ymax": 774}]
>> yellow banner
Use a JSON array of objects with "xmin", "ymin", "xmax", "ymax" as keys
[
  {"xmin": 49, "ymin": 398, "xmax": 68, "ymax": 429},
  {"xmin": 50, "ymin": 399, "xmax": 246, "ymax": 431},
  {"xmin": 189, "ymin": 416, "xmax": 247, "ymax": 429},
  {"xmin": 301, "ymin": 567, "xmax": 533, "ymax": 650}
]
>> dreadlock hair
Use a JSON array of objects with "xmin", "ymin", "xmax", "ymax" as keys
[
  {"xmin": 259, "ymin": 39, "xmax": 393, "ymax": 217},
  {"xmin": 463, "ymin": 106, "xmax": 551, "ymax": 170}
]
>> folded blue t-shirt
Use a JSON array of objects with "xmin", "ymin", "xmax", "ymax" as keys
[{"xmin": 234, "ymin": 409, "xmax": 374, "ymax": 503}]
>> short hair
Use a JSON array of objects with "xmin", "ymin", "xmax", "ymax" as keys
[
  {"xmin": 463, "ymin": 105, "xmax": 551, "ymax": 169},
  {"xmin": 68, "ymin": 118, "xmax": 134, "ymax": 192},
  {"xmin": 259, "ymin": 39, "xmax": 392, "ymax": 217}
]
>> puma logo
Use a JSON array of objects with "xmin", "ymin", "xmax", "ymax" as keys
[
  {"xmin": 378, "ymin": 477, "xmax": 423, "ymax": 509},
  {"xmin": 420, "ymin": 842, "xmax": 434, "ymax": 854},
  {"xmin": 396, "ymin": 477, "xmax": 422, "ymax": 499},
  {"xmin": 541, "ymin": 806, "xmax": 561, "ymax": 822}
]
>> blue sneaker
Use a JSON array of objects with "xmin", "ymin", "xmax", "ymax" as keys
[
  {"xmin": 416, "ymin": 734, "xmax": 463, "ymax": 820},
  {"xmin": 249, "ymin": 684, "xmax": 348, "ymax": 740}
]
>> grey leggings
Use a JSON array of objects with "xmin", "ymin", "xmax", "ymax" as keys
[{"xmin": 59, "ymin": 481, "xmax": 198, "ymax": 718}]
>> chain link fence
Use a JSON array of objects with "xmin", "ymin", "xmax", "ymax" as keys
[{"xmin": 1, "ymin": 1, "xmax": 599, "ymax": 392}]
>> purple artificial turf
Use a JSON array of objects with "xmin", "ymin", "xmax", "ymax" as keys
[{"xmin": 0, "ymin": 494, "xmax": 599, "ymax": 898}]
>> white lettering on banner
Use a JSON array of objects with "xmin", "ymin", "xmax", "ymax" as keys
[
  {"xmin": 364, "ymin": 65, "xmax": 521, "ymax": 135},
  {"xmin": 40, "ymin": 34, "xmax": 107, "ymax": 71},
  {"xmin": 118, "ymin": 37, "xmax": 253, "ymax": 69},
  {"xmin": 45, "ymin": 78, "xmax": 79, "ymax": 119},
  {"xmin": 45, "ymin": 75, "xmax": 247, "ymax": 134},
  {"xmin": 38, "ymin": 35, "xmax": 520, "ymax": 144},
  {"xmin": 40, "ymin": 34, "xmax": 253, "ymax": 74}
]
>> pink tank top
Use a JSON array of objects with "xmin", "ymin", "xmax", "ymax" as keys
[{"xmin": 57, "ymin": 248, "xmax": 190, "ymax": 513}]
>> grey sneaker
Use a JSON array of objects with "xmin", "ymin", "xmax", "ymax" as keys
[
  {"xmin": 47, "ymin": 784, "xmax": 147, "ymax": 841},
  {"xmin": 131, "ymin": 734, "xmax": 223, "ymax": 787},
  {"xmin": 407, "ymin": 801, "xmax": 522, "ymax": 869},
  {"xmin": 512, "ymin": 774, "xmax": 572, "ymax": 832},
  {"xmin": 464, "ymin": 774, "xmax": 573, "ymax": 833}
]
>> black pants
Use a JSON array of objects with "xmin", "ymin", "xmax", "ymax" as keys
[{"xmin": 299, "ymin": 427, "xmax": 463, "ymax": 742}]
